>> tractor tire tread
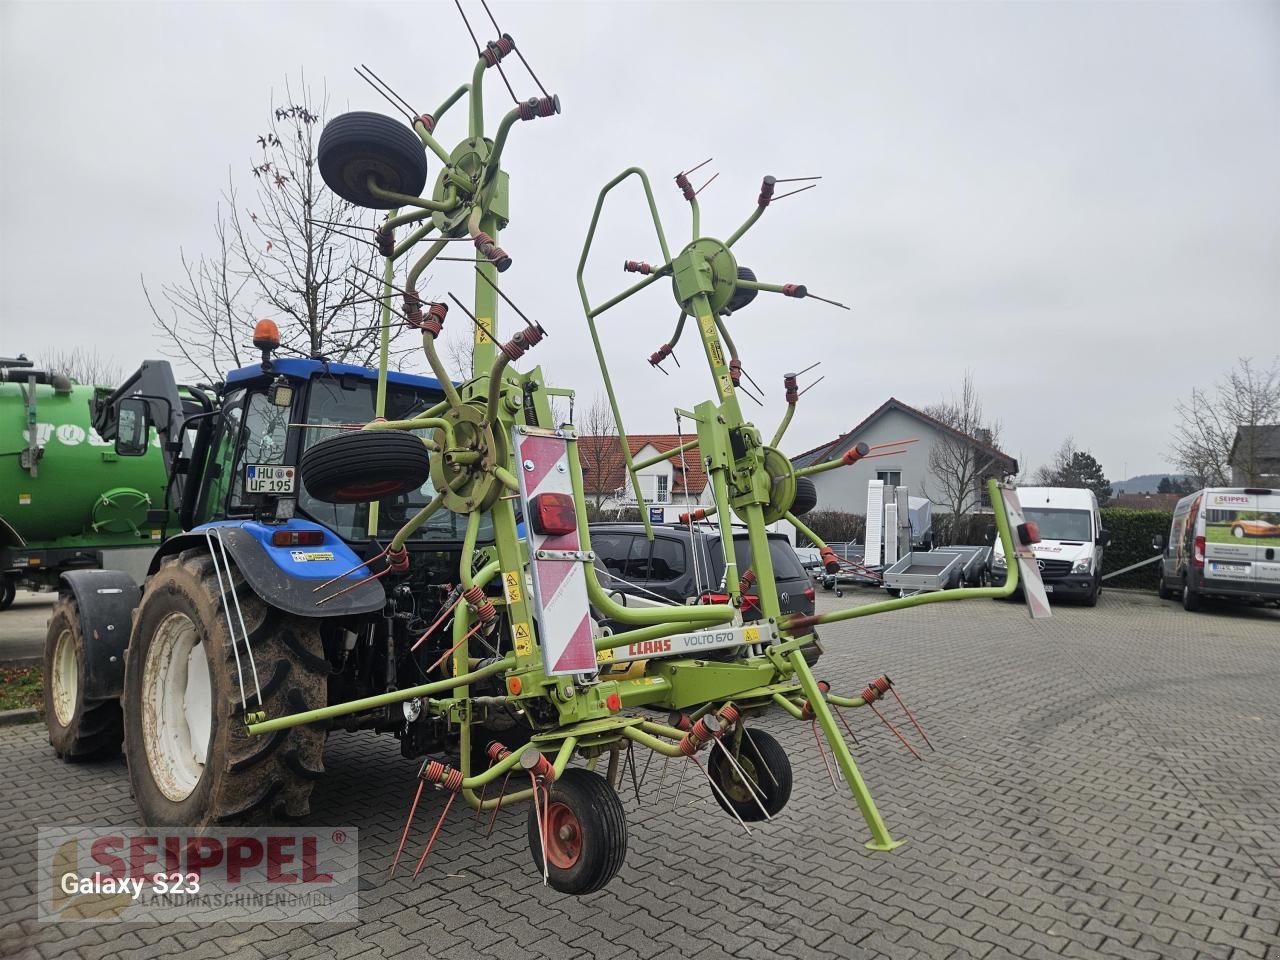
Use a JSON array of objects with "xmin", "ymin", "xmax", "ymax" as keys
[{"xmin": 123, "ymin": 550, "xmax": 326, "ymax": 827}]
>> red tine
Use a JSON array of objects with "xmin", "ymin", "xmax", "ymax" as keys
[
  {"xmin": 890, "ymin": 687, "xmax": 933, "ymax": 751},
  {"xmin": 868, "ymin": 703, "xmax": 922, "ymax": 761}
]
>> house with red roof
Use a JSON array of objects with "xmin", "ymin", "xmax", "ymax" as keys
[{"xmin": 576, "ymin": 433, "xmax": 712, "ymax": 517}]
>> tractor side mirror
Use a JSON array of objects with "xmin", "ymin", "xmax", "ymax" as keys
[
  {"xmin": 1151, "ymin": 534, "xmax": 1165, "ymax": 553},
  {"xmin": 983, "ymin": 524, "xmax": 995, "ymax": 544},
  {"xmin": 1097, "ymin": 528, "xmax": 1112, "ymax": 547},
  {"xmin": 115, "ymin": 398, "xmax": 151, "ymax": 457}
]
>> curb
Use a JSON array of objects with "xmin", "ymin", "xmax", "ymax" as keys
[
  {"xmin": 0, "ymin": 708, "xmax": 38, "ymax": 726},
  {"xmin": 0, "ymin": 657, "xmax": 41, "ymax": 669}
]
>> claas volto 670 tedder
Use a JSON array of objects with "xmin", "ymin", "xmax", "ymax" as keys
[{"xmin": 46, "ymin": 7, "xmax": 1049, "ymax": 895}]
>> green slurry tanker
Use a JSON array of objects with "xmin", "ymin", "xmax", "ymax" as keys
[{"xmin": 0, "ymin": 356, "xmax": 175, "ymax": 609}]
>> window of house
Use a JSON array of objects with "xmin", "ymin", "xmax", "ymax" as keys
[
  {"xmin": 656, "ymin": 475, "xmax": 669, "ymax": 502},
  {"xmin": 877, "ymin": 470, "xmax": 902, "ymax": 488}
]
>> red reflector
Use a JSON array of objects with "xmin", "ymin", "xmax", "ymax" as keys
[
  {"xmin": 1193, "ymin": 535, "xmax": 1205, "ymax": 568},
  {"xmin": 605, "ymin": 692, "xmax": 621, "ymax": 712},
  {"xmin": 531, "ymin": 492, "xmax": 577, "ymax": 536},
  {"xmin": 1017, "ymin": 521, "xmax": 1040, "ymax": 546},
  {"xmin": 803, "ymin": 586, "xmax": 815, "ymax": 603},
  {"xmin": 271, "ymin": 529, "xmax": 325, "ymax": 547}
]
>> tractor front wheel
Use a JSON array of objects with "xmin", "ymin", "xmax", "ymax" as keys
[
  {"xmin": 527, "ymin": 769, "xmax": 627, "ymax": 895},
  {"xmin": 707, "ymin": 728, "xmax": 792, "ymax": 822},
  {"xmin": 123, "ymin": 549, "xmax": 328, "ymax": 827},
  {"xmin": 44, "ymin": 598, "xmax": 122, "ymax": 761},
  {"xmin": 0, "ymin": 576, "xmax": 15, "ymax": 610}
]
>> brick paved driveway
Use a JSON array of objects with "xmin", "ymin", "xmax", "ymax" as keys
[{"xmin": 3, "ymin": 590, "xmax": 1278, "ymax": 959}]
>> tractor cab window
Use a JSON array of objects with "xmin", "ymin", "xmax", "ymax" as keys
[
  {"xmin": 299, "ymin": 375, "xmax": 489, "ymax": 543},
  {"xmin": 228, "ymin": 390, "xmax": 292, "ymax": 511},
  {"xmin": 194, "ymin": 387, "xmax": 247, "ymax": 524}
]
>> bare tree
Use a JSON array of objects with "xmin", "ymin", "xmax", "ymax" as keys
[
  {"xmin": 1034, "ymin": 437, "xmax": 1112, "ymax": 503},
  {"xmin": 922, "ymin": 371, "xmax": 1006, "ymax": 531},
  {"xmin": 145, "ymin": 76, "xmax": 410, "ymax": 380},
  {"xmin": 578, "ymin": 393, "xmax": 619, "ymax": 517},
  {"xmin": 143, "ymin": 204, "xmax": 254, "ymax": 380},
  {"xmin": 441, "ymin": 328, "xmax": 474, "ymax": 382},
  {"xmin": 1170, "ymin": 357, "xmax": 1280, "ymax": 487},
  {"xmin": 1034, "ymin": 437, "xmax": 1077, "ymax": 486},
  {"xmin": 39, "ymin": 347, "xmax": 123, "ymax": 386}
]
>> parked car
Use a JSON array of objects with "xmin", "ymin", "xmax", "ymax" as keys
[
  {"xmin": 588, "ymin": 523, "xmax": 820, "ymax": 661},
  {"xmin": 1155, "ymin": 487, "xmax": 1280, "ymax": 611},
  {"xmin": 989, "ymin": 486, "xmax": 1110, "ymax": 606}
]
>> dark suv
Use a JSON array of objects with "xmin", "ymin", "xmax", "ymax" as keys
[{"xmin": 589, "ymin": 523, "xmax": 816, "ymax": 622}]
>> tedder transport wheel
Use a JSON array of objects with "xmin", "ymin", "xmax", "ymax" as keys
[
  {"xmin": 724, "ymin": 265, "xmax": 759, "ymax": 314},
  {"xmin": 44, "ymin": 598, "xmax": 122, "ymax": 761},
  {"xmin": 317, "ymin": 111, "xmax": 429, "ymax": 209},
  {"xmin": 527, "ymin": 769, "xmax": 627, "ymax": 895},
  {"xmin": 790, "ymin": 476, "xmax": 818, "ymax": 517},
  {"xmin": 301, "ymin": 430, "xmax": 431, "ymax": 504},
  {"xmin": 0, "ymin": 576, "xmax": 15, "ymax": 610},
  {"xmin": 707, "ymin": 728, "xmax": 792, "ymax": 823},
  {"xmin": 122, "ymin": 549, "xmax": 328, "ymax": 827}
]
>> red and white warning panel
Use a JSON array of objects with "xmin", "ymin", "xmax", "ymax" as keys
[
  {"xmin": 514, "ymin": 427, "xmax": 599, "ymax": 676},
  {"xmin": 1000, "ymin": 485, "xmax": 1053, "ymax": 621}
]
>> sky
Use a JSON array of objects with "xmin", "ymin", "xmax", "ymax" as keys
[{"xmin": 2, "ymin": 0, "xmax": 1277, "ymax": 482}]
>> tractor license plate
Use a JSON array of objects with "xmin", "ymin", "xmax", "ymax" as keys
[
  {"xmin": 246, "ymin": 464, "xmax": 296, "ymax": 494},
  {"xmin": 1043, "ymin": 585, "xmax": 1053, "ymax": 593}
]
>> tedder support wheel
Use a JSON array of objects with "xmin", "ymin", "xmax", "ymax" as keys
[
  {"xmin": 0, "ymin": 576, "xmax": 15, "ymax": 610},
  {"xmin": 527, "ymin": 768, "xmax": 627, "ymax": 895},
  {"xmin": 122, "ymin": 548, "xmax": 328, "ymax": 827},
  {"xmin": 317, "ymin": 111, "xmax": 429, "ymax": 209},
  {"xmin": 708, "ymin": 728, "xmax": 792, "ymax": 822},
  {"xmin": 301, "ymin": 430, "xmax": 431, "ymax": 504},
  {"xmin": 44, "ymin": 598, "xmax": 122, "ymax": 761},
  {"xmin": 791, "ymin": 476, "xmax": 818, "ymax": 517}
]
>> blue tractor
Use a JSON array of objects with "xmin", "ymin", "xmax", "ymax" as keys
[{"xmin": 44, "ymin": 340, "xmax": 513, "ymax": 826}]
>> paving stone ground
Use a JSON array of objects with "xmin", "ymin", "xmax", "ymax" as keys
[{"xmin": 2, "ymin": 589, "xmax": 1278, "ymax": 959}]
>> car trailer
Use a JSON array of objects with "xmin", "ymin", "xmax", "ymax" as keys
[
  {"xmin": 883, "ymin": 549, "xmax": 967, "ymax": 596},
  {"xmin": 940, "ymin": 545, "xmax": 992, "ymax": 587}
]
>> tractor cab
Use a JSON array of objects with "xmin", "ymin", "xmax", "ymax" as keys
[{"xmin": 189, "ymin": 357, "xmax": 474, "ymax": 546}]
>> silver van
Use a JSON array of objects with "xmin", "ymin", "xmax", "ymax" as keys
[{"xmin": 1155, "ymin": 487, "xmax": 1280, "ymax": 611}]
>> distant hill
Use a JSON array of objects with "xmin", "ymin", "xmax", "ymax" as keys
[{"xmin": 1113, "ymin": 474, "xmax": 1193, "ymax": 495}]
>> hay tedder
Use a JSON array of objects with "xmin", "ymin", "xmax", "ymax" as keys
[
  {"xmin": 258, "ymin": 10, "xmax": 1054, "ymax": 894},
  {"xmin": 59, "ymin": 6, "xmax": 1049, "ymax": 897}
]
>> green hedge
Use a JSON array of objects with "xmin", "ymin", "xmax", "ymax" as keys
[{"xmin": 1099, "ymin": 507, "xmax": 1170, "ymax": 590}]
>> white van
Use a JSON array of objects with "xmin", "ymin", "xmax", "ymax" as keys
[
  {"xmin": 1155, "ymin": 487, "xmax": 1280, "ymax": 611},
  {"xmin": 990, "ymin": 487, "xmax": 1109, "ymax": 606}
]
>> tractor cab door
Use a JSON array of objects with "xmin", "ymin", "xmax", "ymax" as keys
[{"xmin": 191, "ymin": 384, "xmax": 295, "ymax": 523}]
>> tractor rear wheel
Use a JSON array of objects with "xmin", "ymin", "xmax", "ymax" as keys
[
  {"xmin": 0, "ymin": 576, "xmax": 15, "ymax": 610},
  {"xmin": 122, "ymin": 549, "xmax": 328, "ymax": 827},
  {"xmin": 527, "ymin": 769, "xmax": 627, "ymax": 895},
  {"xmin": 44, "ymin": 597, "xmax": 123, "ymax": 761},
  {"xmin": 707, "ymin": 728, "xmax": 792, "ymax": 822},
  {"xmin": 301, "ymin": 430, "xmax": 431, "ymax": 504}
]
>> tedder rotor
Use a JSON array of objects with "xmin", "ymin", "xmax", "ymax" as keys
[{"xmin": 243, "ymin": 7, "xmax": 1054, "ymax": 895}]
